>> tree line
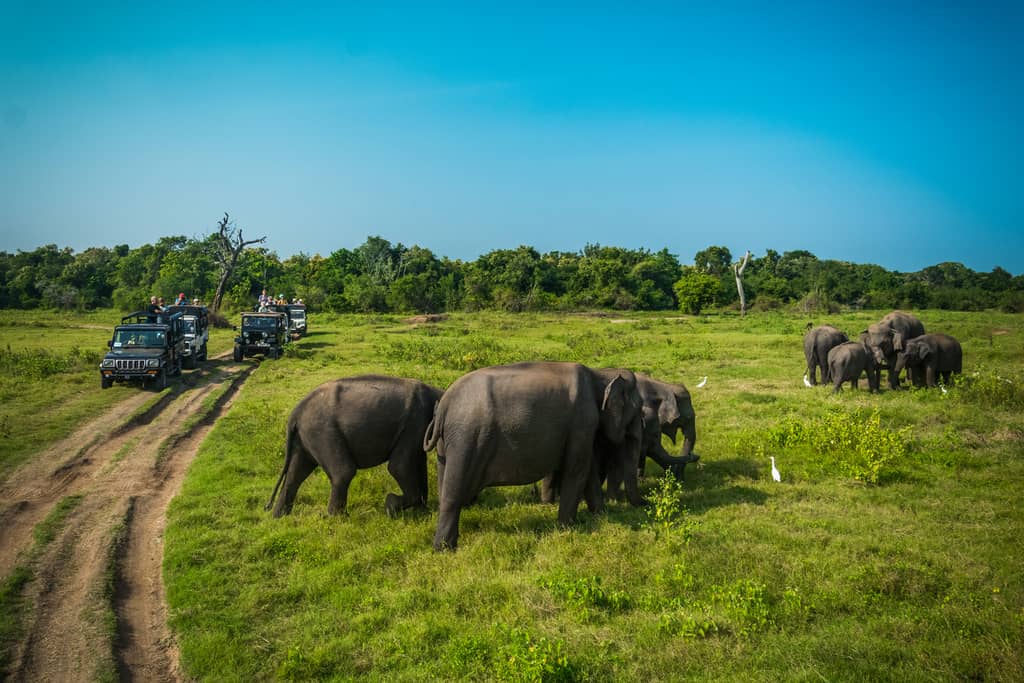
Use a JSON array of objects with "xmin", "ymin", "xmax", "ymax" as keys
[{"xmin": 1, "ymin": 233, "xmax": 1022, "ymax": 314}]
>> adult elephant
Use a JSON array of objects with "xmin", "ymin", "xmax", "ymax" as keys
[
  {"xmin": 265, "ymin": 375, "xmax": 443, "ymax": 517},
  {"xmin": 424, "ymin": 361, "xmax": 643, "ymax": 551},
  {"xmin": 804, "ymin": 325, "xmax": 849, "ymax": 385},
  {"xmin": 893, "ymin": 333, "xmax": 962, "ymax": 388},
  {"xmin": 864, "ymin": 311, "xmax": 925, "ymax": 389},
  {"xmin": 827, "ymin": 339, "xmax": 880, "ymax": 393}
]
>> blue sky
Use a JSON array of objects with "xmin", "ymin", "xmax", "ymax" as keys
[{"xmin": 1, "ymin": 1, "xmax": 1021, "ymax": 273}]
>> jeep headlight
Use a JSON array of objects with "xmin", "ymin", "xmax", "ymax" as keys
[
  {"xmin": 147, "ymin": 358, "xmax": 161, "ymax": 368},
  {"xmin": 101, "ymin": 359, "xmax": 115, "ymax": 368}
]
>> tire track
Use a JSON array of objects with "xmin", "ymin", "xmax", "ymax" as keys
[{"xmin": 5, "ymin": 356, "xmax": 256, "ymax": 682}]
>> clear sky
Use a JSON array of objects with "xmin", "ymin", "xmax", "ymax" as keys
[{"xmin": 1, "ymin": 1, "xmax": 1021, "ymax": 273}]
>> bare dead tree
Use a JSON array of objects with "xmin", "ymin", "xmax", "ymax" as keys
[
  {"xmin": 210, "ymin": 213, "xmax": 266, "ymax": 312},
  {"xmin": 733, "ymin": 250, "xmax": 752, "ymax": 316}
]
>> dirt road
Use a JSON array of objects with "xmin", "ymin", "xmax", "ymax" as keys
[{"xmin": 0, "ymin": 356, "xmax": 255, "ymax": 682}]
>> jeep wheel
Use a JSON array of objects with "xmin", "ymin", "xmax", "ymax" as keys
[
  {"xmin": 153, "ymin": 370, "xmax": 167, "ymax": 391},
  {"xmin": 101, "ymin": 376, "xmax": 113, "ymax": 389},
  {"xmin": 185, "ymin": 354, "xmax": 197, "ymax": 370},
  {"xmin": 233, "ymin": 345, "xmax": 243, "ymax": 362},
  {"xmin": 199, "ymin": 342, "xmax": 208, "ymax": 361}
]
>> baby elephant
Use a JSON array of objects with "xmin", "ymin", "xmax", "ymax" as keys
[
  {"xmin": 893, "ymin": 333, "xmax": 962, "ymax": 388},
  {"xmin": 265, "ymin": 375, "xmax": 443, "ymax": 517},
  {"xmin": 827, "ymin": 340, "xmax": 880, "ymax": 393}
]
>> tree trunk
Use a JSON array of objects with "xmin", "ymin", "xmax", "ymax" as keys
[{"xmin": 733, "ymin": 250, "xmax": 751, "ymax": 316}]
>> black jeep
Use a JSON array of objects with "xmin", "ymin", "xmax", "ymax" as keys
[
  {"xmin": 234, "ymin": 312, "xmax": 288, "ymax": 361},
  {"xmin": 100, "ymin": 311, "xmax": 185, "ymax": 390}
]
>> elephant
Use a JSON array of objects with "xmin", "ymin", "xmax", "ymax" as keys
[
  {"xmin": 804, "ymin": 325, "xmax": 849, "ymax": 385},
  {"xmin": 541, "ymin": 367, "xmax": 648, "ymax": 508},
  {"xmin": 827, "ymin": 340, "xmax": 880, "ymax": 393},
  {"xmin": 605, "ymin": 373, "xmax": 700, "ymax": 498},
  {"xmin": 863, "ymin": 311, "xmax": 925, "ymax": 389},
  {"xmin": 893, "ymin": 333, "xmax": 962, "ymax": 388},
  {"xmin": 265, "ymin": 375, "xmax": 443, "ymax": 517},
  {"xmin": 423, "ymin": 361, "xmax": 643, "ymax": 551}
]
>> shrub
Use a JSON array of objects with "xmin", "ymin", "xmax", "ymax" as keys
[{"xmin": 494, "ymin": 628, "xmax": 581, "ymax": 683}]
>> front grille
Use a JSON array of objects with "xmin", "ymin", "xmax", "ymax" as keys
[{"xmin": 115, "ymin": 358, "xmax": 147, "ymax": 370}]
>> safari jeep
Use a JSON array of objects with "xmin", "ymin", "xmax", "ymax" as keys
[
  {"xmin": 164, "ymin": 304, "xmax": 209, "ymax": 368},
  {"xmin": 100, "ymin": 311, "xmax": 185, "ymax": 390},
  {"xmin": 285, "ymin": 304, "xmax": 307, "ymax": 337},
  {"xmin": 234, "ymin": 311, "xmax": 288, "ymax": 361}
]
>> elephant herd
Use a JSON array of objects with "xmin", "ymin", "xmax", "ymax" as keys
[
  {"xmin": 804, "ymin": 310, "xmax": 963, "ymax": 393},
  {"xmin": 264, "ymin": 363, "xmax": 699, "ymax": 550}
]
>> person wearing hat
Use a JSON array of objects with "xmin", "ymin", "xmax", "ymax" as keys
[{"xmin": 175, "ymin": 292, "xmax": 187, "ymax": 306}]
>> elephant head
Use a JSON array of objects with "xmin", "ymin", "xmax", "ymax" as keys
[
  {"xmin": 653, "ymin": 384, "xmax": 697, "ymax": 459},
  {"xmin": 893, "ymin": 337, "xmax": 931, "ymax": 373},
  {"xmin": 598, "ymin": 371, "xmax": 643, "ymax": 444}
]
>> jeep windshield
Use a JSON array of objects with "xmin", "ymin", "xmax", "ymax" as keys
[
  {"xmin": 112, "ymin": 329, "xmax": 166, "ymax": 348},
  {"xmin": 183, "ymin": 319, "xmax": 197, "ymax": 334},
  {"xmin": 288, "ymin": 308, "xmax": 306, "ymax": 320},
  {"xmin": 244, "ymin": 317, "xmax": 279, "ymax": 330}
]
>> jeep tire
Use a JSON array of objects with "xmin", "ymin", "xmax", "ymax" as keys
[
  {"xmin": 233, "ymin": 345, "xmax": 243, "ymax": 362},
  {"xmin": 185, "ymin": 353, "xmax": 197, "ymax": 370},
  {"xmin": 101, "ymin": 376, "xmax": 113, "ymax": 389},
  {"xmin": 153, "ymin": 369, "xmax": 167, "ymax": 391}
]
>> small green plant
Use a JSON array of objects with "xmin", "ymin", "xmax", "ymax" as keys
[
  {"xmin": 495, "ymin": 628, "xmax": 581, "ymax": 683},
  {"xmin": 0, "ymin": 347, "xmax": 102, "ymax": 380},
  {"xmin": 711, "ymin": 579, "xmax": 773, "ymax": 636},
  {"xmin": 658, "ymin": 611, "xmax": 720, "ymax": 639},
  {"xmin": 377, "ymin": 335, "xmax": 518, "ymax": 371},
  {"xmin": 954, "ymin": 367, "xmax": 1024, "ymax": 409},
  {"xmin": 539, "ymin": 575, "xmax": 632, "ymax": 615},
  {"xmin": 643, "ymin": 472, "xmax": 698, "ymax": 543}
]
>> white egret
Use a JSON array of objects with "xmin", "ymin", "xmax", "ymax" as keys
[
  {"xmin": 696, "ymin": 376, "xmax": 708, "ymax": 388},
  {"xmin": 803, "ymin": 373, "xmax": 813, "ymax": 388},
  {"xmin": 770, "ymin": 457, "xmax": 781, "ymax": 482}
]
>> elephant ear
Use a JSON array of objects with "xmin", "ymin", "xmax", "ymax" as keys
[
  {"xmin": 657, "ymin": 397, "xmax": 680, "ymax": 428},
  {"xmin": 601, "ymin": 375, "xmax": 624, "ymax": 412},
  {"xmin": 917, "ymin": 342, "xmax": 931, "ymax": 360},
  {"xmin": 893, "ymin": 331, "xmax": 905, "ymax": 351}
]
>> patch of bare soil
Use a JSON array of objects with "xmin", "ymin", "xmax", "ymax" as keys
[
  {"xmin": 1, "ymin": 353, "xmax": 255, "ymax": 682},
  {"xmin": 402, "ymin": 313, "xmax": 449, "ymax": 324}
]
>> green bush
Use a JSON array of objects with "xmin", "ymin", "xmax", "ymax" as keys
[
  {"xmin": 750, "ymin": 409, "xmax": 910, "ymax": 484},
  {"xmin": 377, "ymin": 335, "xmax": 518, "ymax": 371},
  {"xmin": 0, "ymin": 346, "xmax": 102, "ymax": 380}
]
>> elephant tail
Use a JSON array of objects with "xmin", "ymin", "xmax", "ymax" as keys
[
  {"xmin": 265, "ymin": 419, "xmax": 298, "ymax": 512},
  {"xmin": 423, "ymin": 401, "xmax": 442, "ymax": 453}
]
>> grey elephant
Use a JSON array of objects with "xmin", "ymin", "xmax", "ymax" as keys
[
  {"xmin": 423, "ymin": 361, "xmax": 643, "ymax": 550},
  {"xmin": 863, "ymin": 311, "xmax": 925, "ymax": 389},
  {"xmin": 541, "ymin": 367, "xmax": 648, "ymax": 508},
  {"xmin": 827, "ymin": 340, "xmax": 880, "ymax": 393},
  {"xmin": 893, "ymin": 333, "xmax": 962, "ymax": 388},
  {"xmin": 265, "ymin": 375, "xmax": 443, "ymax": 517},
  {"xmin": 804, "ymin": 325, "xmax": 849, "ymax": 385},
  {"xmin": 605, "ymin": 373, "xmax": 699, "ymax": 498}
]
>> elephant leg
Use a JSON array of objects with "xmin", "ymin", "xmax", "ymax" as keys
[
  {"xmin": 583, "ymin": 465, "xmax": 605, "ymax": 514},
  {"xmin": 272, "ymin": 452, "xmax": 318, "ymax": 518},
  {"xmin": 940, "ymin": 370, "xmax": 952, "ymax": 384},
  {"xmin": 434, "ymin": 499, "xmax": 463, "ymax": 551},
  {"xmin": 926, "ymin": 365, "xmax": 937, "ymax": 388},
  {"xmin": 604, "ymin": 459, "xmax": 625, "ymax": 501},
  {"xmin": 385, "ymin": 450, "xmax": 428, "ymax": 516},
  {"xmin": 540, "ymin": 473, "xmax": 558, "ymax": 504},
  {"xmin": 435, "ymin": 453, "xmax": 446, "ymax": 499},
  {"xmin": 325, "ymin": 461, "xmax": 357, "ymax": 515}
]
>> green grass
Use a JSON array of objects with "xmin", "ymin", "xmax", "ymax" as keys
[
  {"xmin": 0, "ymin": 309, "xmax": 237, "ymax": 481},
  {"xmin": 7, "ymin": 308, "xmax": 1024, "ymax": 680}
]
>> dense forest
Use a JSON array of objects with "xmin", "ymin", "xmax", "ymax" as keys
[{"xmin": 1, "ymin": 234, "xmax": 1022, "ymax": 314}]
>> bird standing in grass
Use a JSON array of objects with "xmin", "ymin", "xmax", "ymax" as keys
[
  {"xmin": 696, "ymin": 376, "xmax": 708, "ymax": 388},
  {"xmin": 770, "ymin": 457, "xmax": 781, "ymax": 482},
  {"xmin": 803, "ymin": 373, "xmax": 813, "ymax": 388}
]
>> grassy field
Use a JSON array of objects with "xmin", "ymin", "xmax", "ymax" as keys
[
  {"xmin": 5, "ymin": 309, "xmax": 1023, "ymax": 680},
  {"xmin": 0, "ymin": 309, "xmax": 237, "ymax": 478}
]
